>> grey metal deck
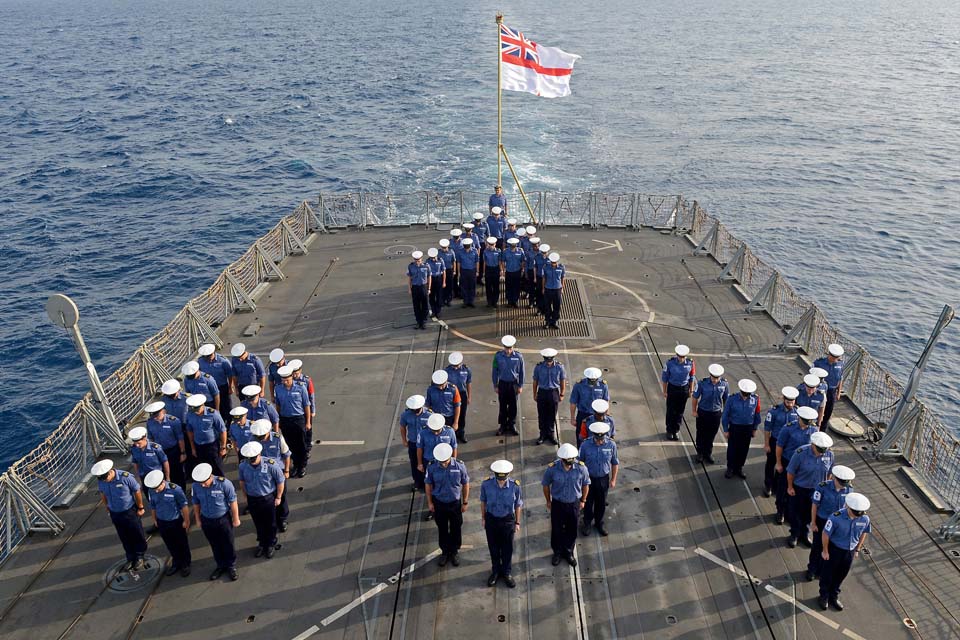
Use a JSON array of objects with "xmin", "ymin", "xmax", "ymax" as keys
[{"xmin": 0, "ymin": 227, "xmax": 958, "ymax": 640}]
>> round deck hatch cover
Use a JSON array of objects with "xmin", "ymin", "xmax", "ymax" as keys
[{"xmin": 104, "ymin": 554, "xmax": 163, "ymax": 592}]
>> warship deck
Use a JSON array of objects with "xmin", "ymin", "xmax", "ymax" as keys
[{"xmin": 1, "ymin": 226, "xmax": 958, "ymax": 640}]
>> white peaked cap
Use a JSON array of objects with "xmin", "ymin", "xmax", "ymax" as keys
[
  {"xmin": 529, "ymin": 237, "xmax": 541, "ymax": 244},
  {"xmin": 186, "ymin": 394, "xmax": 207, "ymax": 408},
  {"xmin": 91, "ymin": 459, "xmax": 114, "ymax": 476},
  {"xmin": 828, "ymin": 344, "xmax": 845, "ymax": 357},
  {"xmin": 473, "ymin": 212, "xmax": 484, "ymax": 220},
  {"xmin": 797, "ymin": 406, "xmax": 819, "ymax": 421},
  {"xmin": 810, "ymin": 431, "xmax": 833, "ymax": 448},
  {"xmin": 288, "ymin": 359, "xmax": 303, "ymax": 371},
  {"xmin": 448, "ymin": 352, "xmax": 464, "ymax": 365},
  {"xmin": 161, "ymin": 379, "xmax": 181, "ymax": 395},
  {"xmin": 240, "ymin": 441, "xmax": 263, "ymax": 458},
  {"xmin": 486, "ymin": 236, "xmax": 497, "ymax": 245},
  {"xmin": 548, "ymin": 252, "xmax": 560, "ymax": 262},
  {"xmin": 591, "ymin": 399, "xmax": 609, "ymax": 413},
  {"xmin": 557, "ymin": 443, "xmax": 579, "ymax": 459},
  {"xmin": 269, "ymin": 348, "xmax": 285, "ymax": 363},
  {"xmin": 584, "ymin": 367, "xmax": 602, "ymax": 379},
  {"xmin": 507, "ymin": 218, "xmax": 517, "ymax": 225},
  {"xmin": 738, "ymin": 378, "xmax": 757, "ymax": 393},
  {"xmin": 439, "ymin": 238, "xmax": 450, "ymax": 247},
  {"xmin": 516, "ymin": 228, "xmax": 527, "ymax": 237},
  {"xmin": 782, "ymin": 386, "xmax": 800, "ymax": 399},
  {"xmin": 128, "ymin": 426, "xmax": 147, "ymax": 441},
  {"xmin": 462, "ymin": 237, "xmax": 474, "ymax": 245},
  {"xmin": 427, "ymin": 248, "xmax": 438, "ymax": 257},
  {"xmin": 144, "ymin": 401, "xmax": 165, "ymax": 413},
  {"xmin": 708, "ymin": 364, "xmax": 724, "ymax": 377},
  {"xmin": 192, "ymin": 463, "xmax": 213, "ymax": 482},
  {"xmin": 507, "ymin": 237, "xmax": 520, "ymax": 245},
  {"xmin": 831, "ymin": 465, "xmax": 855, "ymax": 481},
  {"xmin": 241, "ymin": 385, "xmax": 261, "ymax": 396},
  {"xmin": 250, "ymin": 419, "xmax": 272, "ymax": 436},
  {"xmin": 427, "ymin": 413, "xmax": 446, "ymax": 430},
  {"xmin": 540, "ymin": 348, "xmax": 558, "ymax": 358},
  {"xmin": 230, "ymin": 343, "xmax": 246, "ymax": 357},
  {"xmin": 433, "ymin": 443, "xmax": 453, "ymax": 462},
  {"xmin": 230, "ymin": 406, "xmax": 248, "ymax": 417},
  {"xmin": 463, "ymin": 223, "xmax": 475, "ymax": 230},
  {"xmin": 803, "ymin": 374, "xmax": 821, "ymax": 388},
  {"xmin": 810, "ymin": 367, "xmax": 829, "ymax": 378},
  {"xmin": 539, "ymin": 243, "xmax": 551, "ymax": 252},
  {"xmin": 144, "ymin": 469, "xmax": 164, "ymax": 489},
  {"xmin": 181, "ymin": 361, "xmax": 200, "ymax": 376},
  {"xmin": 411, "ymin": 250, "xmax": 424, "ymax": 260},
  {"xmin": 491, "ymin": 206, "xmax": 502, "ymax": 214},
  {"xmin": 501, "ymin": 335, "xmax": 517, "ymax": 347},
  {"xmin": 432, "ymin": 370, "xmax": 448, "ymax": 385},
  {"xmin": 198, "ymin": 343, "xmax": 216, "ymax": 356},
  {"xmin": 450, "ymin": 228, "xmax": 463, "ymax": 236},
  {"xmin": 845, "ymin": 492, "xmax": 870, "ymax": 511},
  {"xmin": 406, "ymin": 394, "xmax": 426, "ymax": 410},
  {"xmin": 588, "ymin": 421, "xmax": 611, "ymax": 435},
  {"xmin": 491, "ymin": 460, "xmax": 514, "ymax": 474},
  {"xmin": 277, "ymin": 365, "xmax": 294, "ymax": 378},
  {"xmin": 674, "ymin": 344, "xmax": 690, "ymax": 357},
  {"xmin": 526, "ymin": 226, "xmax": 537, "ymax": 235}
]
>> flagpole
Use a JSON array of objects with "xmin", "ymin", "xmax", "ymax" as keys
[
  {"xmin": 496, "ymin": 13, "xmax": 503, "ymax": 187},
  {"xmin": 500, "ymin": 145, "xmax": 538, "ymax": 224}
]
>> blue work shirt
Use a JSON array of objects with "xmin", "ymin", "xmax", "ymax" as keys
[
  {"xmin": 534, "ymin": 252, "xmax": 548, "ymax": 278},
  {"xmin": 483, "ymin": 247, "xmax": 502, "ymax": 268},
  {"xmin": 294, "ymin": 374, "xmax": 315, "ymax": 413},
  {"xmin": 796, "ymin": 385, "xmax": 826, "ymax": 414},
  {"xmin": 458, "ymin": 247, "xmax": 480, "ymax": 270},
  {"xmin": 148, "ymin": 482, "xmax": 188, "ymax": 522},
  {"xmin": 184, "ymin": 374, "xmax": 219, "ymax": 403},
  {"xmin": 186, "ymin": 408, "xmax": 226, "ymax": 446},
  {"xmin": 487, "ymin": 214, "xmax": 505, "ymax": 239},
  {"xmin": 425, "ymin": 459, "xmax": 469, "ymax": 502},
  {"xmin": 569, "ymin": 378, "xmax": 610, "ymax": 415},
  {"xmin": 417, "ymin": 427, "xmax": 457, "ymax": 461},
  {"xmin": 721, "ymin": 393, "xmax": 761, "ymax": 431},
  {"xmin": 425, "ymin": 383, "xmax": 461, "ymax": 417},
  {"xmin": 764, "ymin": 403, "xmax": 799, "ymax": 439},
  {"xmin": 268, "ymin": 361, "xmax": 285, "ymax": 390},
  {"xmin": 786, "ymin": 444, "xmax": 834, "ymax": 489},
  {"xmin": 813, "ymin": 481, "xmax": 852, "ymax": 520},
  {"xmin": 661, "ymin": 356, "xmax": 696, "ymax": 387},
  {"xmin": 229, "ymin": 420, "xmax": 253, "ymax": 449},
  {"xmin": 824, "ymin": 511, "xmax": 871, "ymax": 550},
  {"xmin": 480, "ymin": 476, "xmax": 523, "ymax": 517},
  {"xmin": 131, "ymin": 442, "xmax": 168, "ymax": 477},
  {"xmin": 444, "ymin": 364, "xmax": 472, "ymax": 399},
  {"xmin": 242, "ymin": 399, "xmax": 280, "ymax": 426},
  {"xmin": 504, "ymin": 227, "xmax": 518, "ymax": 244},
  {"xmin": 408, "ymin": 261, "xmax": 430, "ymax": 286},
  {"xmin": 502, "ymin": 248, "xmax": 525, "ymax": 272},
  {"xmin": 239, "ymin": 458, "xmax": 285, "ymax": 496},
  {"xmin": 191, "ymin": 476, "xmax": 237, "ymax": 518},
  {"xmin": 163, "ymin": 393, "xmax": 189, "ymax": 425},
  {"xmin": 274, "ymin": 383, "xmax": 310, "ymax": 417},
  {"xmin": 777, "ymin": 424, "xmax": 818, "ymax": 462},
  {"xmin": 400, "ymin": 408, "xmax": 434, "ymax": 445},
  {"xmin": 462, "ymin": 233, "xmax": 478, "ymax": 248},
  {"xmin": 489, "ymin": 193, "xmax": 507, "ymax": 211},
  {"xmin": 473, "ymin": 221, "xmax": 489, "ymax": 241},
  {"xmin": 542, "ymin": 262, "xmax": 565, "ymax": 290},
  {"xmin": 427, "ymin": 258, "xmax": 445, "ymax": 280},
  {"xmin": 533, "ymin": 361, "xmax": 566, "ymax": 389},
  {"xmin": 439, "ymin": 248, "xmax": 457, "ymax": 270},
  {"xmin": 492, "ymin": 349, "xmax": 525, "ymax": 386},
  {"xmin": 99, "ymin": 471, "xmax": 140, "ymax": 512},
  {"xmin": 813, "ymin": 357, "xmax": 844, "ymax": 390},
  {"xmin": 693, "ymin": 377, "xmax": 729, "ymax": 413},
  {"xmin": 232, "ymin": 354, "xmax": 266, "ymax": 388},
  {"xmin": 578, "ymin": 437, "xmax": 619, "ymax": 477},
  {"xmin": 147, "ymin": 415, "xmax": 184, "ymax": 450},
  {"xmin": 260, "ymin": 432, "xmax": 291, "ymax": 461},
  {"xmin": 198, "ymin": 354, "xmax": 233, "ymax": 387},
  {"xmin": 542, "ymin": 460, "xmax": 591, "ymax": 503}
]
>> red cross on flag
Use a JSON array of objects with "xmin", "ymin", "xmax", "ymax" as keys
[{"xmin": 500, "ymin": 23, "xmax": 580, "ymax": 98}]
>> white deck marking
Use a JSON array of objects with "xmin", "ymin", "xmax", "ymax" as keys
[
  {"xmin": 290, "ymin": 626, "xmax": 319, "ymax": 640},
  {"xmin": 592, "ymin": 238, "xmax": 623, "ymax": 252},
  {"xmin": 315, "ymin": 440, "xmax": 365, "ymax": 445},
  {"xmin": 569, "ymin": 548, "xmax": 590, "ymax": 640},
  {"xmin": 669, "ymin": 546, "xmax": 685, "ymax": 551},
  {"xmin": 287, "ymin": 350, "xmax": 794, "ymax": 359}
]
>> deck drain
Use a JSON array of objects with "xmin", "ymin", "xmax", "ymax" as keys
[
  {"xmin": 495, "ymin": 278, "xmax": 594, "ymax": 339},
  {"xmin": 648, "ymin": 544, "xmax": 657, "ymax": 552},
  {"xmin": 903, "ymin": 618, "xmax": 916, "ymax": 629},
  {"xmin": 633, "ymin": 487, "xmax": 640, "ymax": 492},
  {"xmin": 246, "ymin": 615, "xmax": 256, "ymax": 623},
  {"xmin": 666, "ymin": 615, "xmax": 678, "ymax": 625},
  {"xmin": 297, "ymin": 487, "xmax": 304, "ymax": 493},
  {"xmin": 498, "ymin": 615, "xmax": 506, "ymax": 622},
  {"xmin": 950, "ymin": 550, "xmax": 960, "ymax": 558},
  {"xmin": 104, "ymin": 555, "xmax": 163, "ymax": 592}
]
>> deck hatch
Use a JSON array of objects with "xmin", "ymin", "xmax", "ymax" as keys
[{"xmin": 496, "ymin": 278, "xmax": 594, "ymax": 339}]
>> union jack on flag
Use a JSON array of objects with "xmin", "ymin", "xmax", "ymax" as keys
[
  {"xmin": 499, "ymin": 22, "xmax": 580, "ymax": 98},
  {"xmin": 500, "ymin": 24, "xmax": 540, "ymax": 65}
]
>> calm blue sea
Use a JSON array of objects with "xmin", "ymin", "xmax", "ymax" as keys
[{"xmin": 1, "ymin": 0, "xmax": 958, "ymax": 469}]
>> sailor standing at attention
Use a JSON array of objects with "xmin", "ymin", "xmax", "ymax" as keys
[
  {"xmin": 807, "ymin": 464, "xmax": 855, "ymax": 581},
  {"xmin": 541, "ymin": 252, "xmax": 566, "ymax": 330},
  {"xmin": 576, "ymin": 399, "xmax": 616, "ymax": 447},
  {"xmin": 489, "ymin": 184, "xmax": 508, "ymax": 217},
  {"xmin": 417, "ymin": 413, "xmax": 458, "ymax": 521},
  {"xmin": 407, "ymin": 250, "xmax": 431, "ymax": 330},
  {"xmin": 813, "ymin": 343, "xmax": 845, "ymax": 428},
  {"xmin": 721, "ymin": 378, "xmax": 761, "ymax": 480},
  {"xmin": 444, "ymin": 352, "xmax": 473, "ymax": 443},
  {"xmin": 129, "ymin": 426, "xmax": 169, "ymax": 484},
  {"xmin": 274, "ymin": 364, "xmax": 311, "ymax": 478},
  {"xmin": 197, "ymin": 343, "xmax": 233, "ymax": 415},
  {"xmin": 483, "ymin": 236, "xmax": 503, "ymax": 307},
  {"xmin": 145, "ymin": 401, "xmax": 186, "ymax": 487},
  {"xmin": 569, "ymin": 367, "xmax": 609, "ymax": 437},
  {"xmin": 230, "ymin": 343, "xmax": 266, "ymax": 405},
  {"xmin": 238, "ymin": 441, "xmax": 285, "ymax": 559},
  {"xmin": 425, "ymin": 443, "xmax": 470, "ymax": 568},
  {"xmin": 161, "ymin": 378, "xmax": 189, "ymax": 425},
  {"xmin": 267, "ymin": 348, "xmax": 286, "ymax": 401},
  {"xmin": 400, "ymin": 395, "xmax": 433, "ymax": 491},
  {"xmin": 661, "ymin": 345, "xmax": 696, "ymax": 441},
  {"xmin": 797, "ymin": 373, "xmax": 827, "ymax": 428},
  {"xmin": 92, "ymin": 459, "xmax": 148, "ymax": 571},
  {"xmin": 786, "ymin": 431, "xmax": 835, "ymax": 549},
  {"xmin": 542, "ymin": 443, "xmax": 590, "ymax": 567},
  {"xmin": 526, "ymin": 236, "xmax": 542, "ymax": 310},
  {"xmin": 532, "ymin": 348, "xmax": 565, "ymax": 445},
  {"xmin": 502, "ymin": 237, "xmax": 525, "ymax": 307},
  {"xmin": 487, "ymin": 206, "xmax": 505, "ymax": 249},
  {"xmin": 578, "ymin": 422, "xmax": 619, "ymax": 537},
  {"xmin": 143, "ymin": 469, "xmax": 192, "ymax": 577},
  {"xmin": 818, "ymin": 492, "xmax": 871, "ymax": 612},
  {"xmin": 185, "ymin": 393, "xmax": 227, "ymax": 477},
  {"xmin": 191, "ymin": 463, "xmax": 240, "ymax": 581},
  {"xmin": 492, "ymin": 335, "xmax": 525, "ymax": 436},
  {"xmin": 691, "ymin": 363, "xmax": 729, "ymax": 464},
  {"xmin": 438, "ymin": 238, "xmax": 457, "ymax": 306},
  {"xmin": 250, "ymin": 419, "xmax": 291, "ymax": 532},
  {"xmin": 458, "ymin": 237, "xmax": 480, "ymax": 307},
  {"xmin": 228, "ymin": 406, "xmax": 253, "ymax": 465},
  {"xmin": 181, "ymin": 360, "xmax": 220, "ymax": 413},
  {"xmin": 481, "ymin": 460, "xmax": 522, "ymax": 588},
  {"xmin": 775, "ymin": 405, "xmax": 820, "ymax": 525},
  {"xmin": 425, "ymin": 369, "xmax": 462, "ymax": 429},
  {"xmin": 241, "ymin": 384, "xmax": 280, "ymax": 434},
  {"xmin": 426, "ymin": 248, "xmax": 446, "ymax": 319},
  {"xmin": 763, "ymin": 387, "xmax": 799, "ymax": 502}
]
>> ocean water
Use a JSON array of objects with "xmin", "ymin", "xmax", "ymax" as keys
[{"xmin": 1, "ymin": 0, "xmax": 957, "ymax": 470}]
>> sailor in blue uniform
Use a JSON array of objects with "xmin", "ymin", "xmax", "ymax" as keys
[
  {"xmin": 408, "ymin": 250, "xmax": 431, "ymax": 330},
  {"xmin": 797, "ymin": 373, "xmax": 827, "ymax": 428},
  {"xmin": 458, "ymin": 237, "xmax": 479, "ymax": 307},
  {"xmin": 576, "ymin": 398, "xmax": 616, "ymax": 446},
  {"xmin": 578, "ymin": 422, "xmax": 619, "ymax": 537},
  {"xmin": 426, "ymin": 369, "xmax": 462, "ymax": 428},
  {"xmin": 197, "ymin": 344, "xmax": 233, "ymax": 415},
  {"xmin": 230, "ymin": 343, "xmax": 266, "ymax": 402},
  {"xmin": 425, "ymin": 443, "xmax": 470, "ymax": 567},
  {"xmin": 438, "ymin": 238, "xmax": 457, "ymax": 306},
  {"xmin": 238, "ymin": 441, "xmax": 286, "ymax": 559},
  {"xmin": 533, "ymin": 243, "xmax": 550, "ymax": 314},
  {"xmin": 541, "ymin": 252, "xmax": 566, "ymax": 329},
  {"xmin": 288, "ymin": 359, "xmax": 316, "ymax": 457},
  {"xmin": 818, "ymin": 492, "xmax": 871, "ymax": 611},
  {"xmin": 228, "ymin": 406, "xmax": 253, "ymax": 464},
  {"xmin": 92, "ymin": 459, "xmax": 147, "ymax": 570},
  {"xmin": 145, "ymin": 400, "xmax": 186, "ymax": 488},
  {"xmin": 504, "ymin": 218, "xmax": 519, "ymax": 245},
  {"xmin": 274, "ymin": 364, "xmax": 311, "ymax": 478},
  {"xmin": 691, "ymin": 363, "xmax": 729, "ymax": 464},
  {"xmin": 763, "ymin": 386, "xmax": 799, "ymax": 519},
  {"xmin": 487, "ymin": 205, "xmax": 505, "ymax": 249},
  {"xmin": 129, "ymin": 426, "xmax": 169, "ymax": 483},
  {"xmin": 143, "ymin": 469, "xmax": 192, "ymax": 577},
  {"xmin": 661, "ymin": 345, "xmax": 696, "ymax": 441},
  {"xmin": 472, "ymin": 211, "xmax": 490, "ymax": 244},
  {"xmin": 450, "ymin": 228, "xmax": 464, "ymax": 298},
  {"xmin": 191, "ymin": 463, "xmax": 240, "ymax": 581},
  {"xmin": 721, "ymin": 378, "xmax": 761, "ymax": 479},
  {"xmin": 514, "ymin": 227, "xmax": 528, "ymax": 299},
  {"xmin": 786, "ymin": 431, "xmax": 835, "ymax": 548},
  {"xmin": 526, "ymin": 235, "xmax": 541, "ymax": 309},
  {"xmin": 161, "ymin": 378, "xmax": 189, "ymax": 425},
  {"xmin": 268, "ymin": 348, "xmax": 286, "ymax": 400},
  {"xmin": 250, "ymin": 419, "xmax": 291, "ymax": 531},
  {"xmin": 483, "ymin": 236, "xmax": 503, "ymax": 307},
  {"xmin": 185, "ymin": 393, "xmax": 227, "ymax": 477},
  {"xmin": 182, "ymin": 360, "xmax": 220, "ymax": 412},
  {"xmin": 241, "ymin": 384, "xmax": 280, "ymax": 433},
  {"xmin": 542, "ymin": 443, "xmax": 590, "ymax": 566},
  {"xmin": 426, "ymin": 248, "xmax": 446, "ymax": 319},
  {"xmin": 445, "ymin": 352, "xmax": 473, "ymax": 443},
  {"xmin": 775, "ymin": 405, "xmax": 820, "ymax": 525},
  {"xmin": 400, "ymin": 395, "xmax": 433, "ymax": 491},
  {"xmin": 417, "ymin": 414, "xmax": 458, "ymax": 474},
  {"xmin": 569, "ymin": 367, "xmax": 609, "ymax": 436},
  {"xmin": 492, "ymin": 335, "xmax": 525, "ymax": 436},
  {"xmin": 489, "ymin": 185, "xmax": 507, "ymax": 217},
  {"xmin": 807, "ymin": 465, "xmax": 854, "ymax": 581},
  {"xmin": 813, "ymin": 343, "xmax": 845, "ymax": 427},
  {"xmin": 502, "ymin": 237, "xmax": 525, "ymax": 306},
  {"xmin": 533, "ymin": 348, "xmax": 566, "ymax": 445},
  {"xmin": 462, "ymin": 223, "xmax": 478, "ymax": 249},
  {"xmin": 481, "ymin": 459, "xmax": 522, "ymax": 588}
]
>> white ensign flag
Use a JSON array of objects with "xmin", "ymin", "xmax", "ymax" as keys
[{"xmin": 500, "ymin": 23, "xmax": 580, "ymax": 98}]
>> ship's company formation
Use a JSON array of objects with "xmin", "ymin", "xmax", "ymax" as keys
[{"xmin": 91, "ymin": 187, "xmax": 869, "ymax": 613}]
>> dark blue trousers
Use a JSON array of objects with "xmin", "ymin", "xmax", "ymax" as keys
[
  {"xmin": 110, "ymin": 506, "xmax": 147, "ymax": 563},
  {"xmin": 201, "ymin": 513, "xmax": 236, "ymax": 570},
  {"xmin": 158, "ymin": 515, "xmax": 191, "ymax": 569},
  {"xmin": 485, "ymin": 513, "xmax": 515, "ymax": 575}
]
